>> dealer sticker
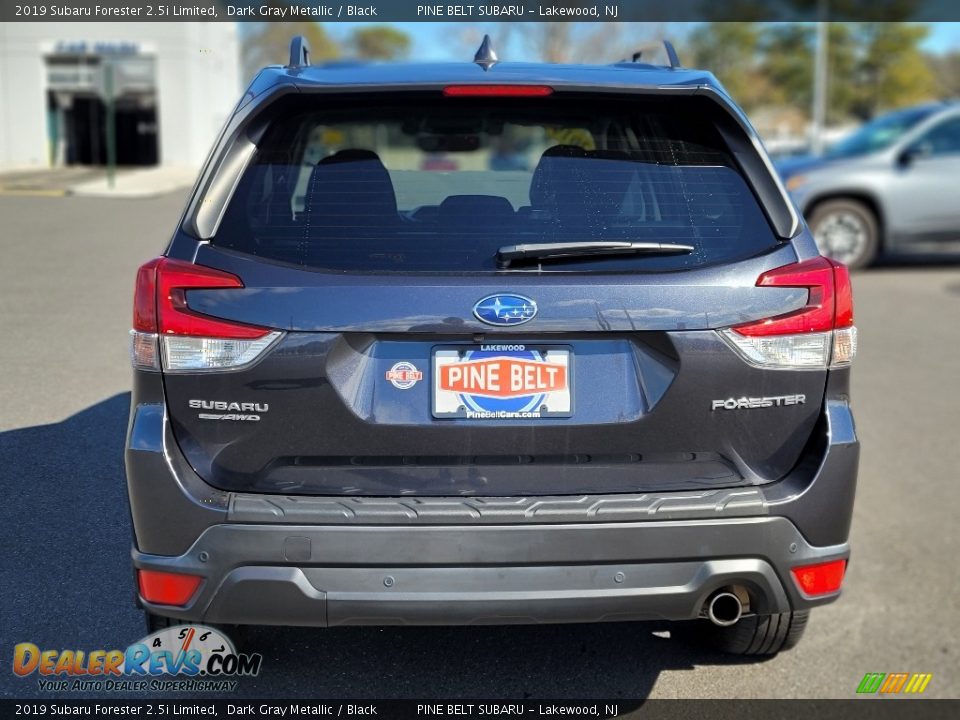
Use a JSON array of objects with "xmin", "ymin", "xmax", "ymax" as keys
[{"xmin": 386, "ymin": 361, "xmax": 423, "ymax": 389}]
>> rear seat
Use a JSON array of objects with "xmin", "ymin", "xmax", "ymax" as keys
[
  {"xmin": 304, "ymin": 149, "xmax": 400, "ymax": 238},
  {"xmin": 525, "ymin": 145, "xmax": 637, "ymax": 237}
]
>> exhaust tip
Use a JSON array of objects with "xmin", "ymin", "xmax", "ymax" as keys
[{"xmin": 706, "ymin": 591, "xmax": 743, "ymax": 627}]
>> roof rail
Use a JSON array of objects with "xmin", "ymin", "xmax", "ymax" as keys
[
  {"xmin": 629, "ymin": 40, "xmax": 681, "ymax": 69},
  {"xmin": 288, "ymin": 35, "xmax": 311, "ymax": 68}
]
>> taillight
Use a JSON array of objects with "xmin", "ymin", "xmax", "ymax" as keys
[
  {"xmin": 137, "ymin": 569, "xmax": 203, "ymax": 606},
  {"xmin": 130, "ymin": 257, "xmax": 282, "ymax": 372},
  {"xmin": 443, "ymin": 85, "xmax": 554, "ymax": 97},
  {"xmin": 720, "ymin": 257, "xmax": 857, "ymax": 369},
  {"xmin": 133, "ymin": 258, "xmax": 160, "ymax": 333},
  {"xmin": 791, "ymin": 559, "xmax": 847, "ymax": 597},
  {"xmin": 130, "ymin": 258, "xmax": 161, "ymax": 371}
]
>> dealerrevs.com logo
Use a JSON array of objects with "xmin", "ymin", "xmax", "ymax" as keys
[{"xmin": 13, "ymin": 625, "xmax": 262, "ymax": 692}]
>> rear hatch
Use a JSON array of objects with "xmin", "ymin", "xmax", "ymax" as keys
[{"xmin": 152, "ymin": 90, "xmax": 838, "ymax": 496}]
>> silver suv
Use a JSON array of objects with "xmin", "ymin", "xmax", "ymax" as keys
[{"xmin": 778, "ymin": 102, "xmax": 960, "ymax": 268}]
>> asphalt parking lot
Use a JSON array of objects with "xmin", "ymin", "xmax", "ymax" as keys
[{"xmin": 1, "ymin": 191, "xmax": 957, "ymax": 700}]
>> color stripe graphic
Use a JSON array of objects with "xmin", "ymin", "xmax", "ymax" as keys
[{"xmin": 857, "ymin": 672, "xmax": 932, "ymax": 695}]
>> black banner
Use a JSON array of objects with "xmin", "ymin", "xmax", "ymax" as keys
[
  {"xmin": 1, "ymin": 700, "xmax": 958, "ymax": 719},
  {"xmin": 7, "ymin": 0, "xmax": 960, "ymax": 23}
]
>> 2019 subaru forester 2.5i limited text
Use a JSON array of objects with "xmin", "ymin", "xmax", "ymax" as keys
[{"xmin": 125, "ymin": 37, "xmax": 858, "ymax": 656}]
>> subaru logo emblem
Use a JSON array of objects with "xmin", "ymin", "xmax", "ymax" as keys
[{"xmin": 473, "ymin": 294, "xmax": 538, "ymax": 326}]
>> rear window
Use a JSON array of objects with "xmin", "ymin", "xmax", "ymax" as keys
[{"xmin": 214, "ymin": 94, "xmax": 779, "ymax": 273}]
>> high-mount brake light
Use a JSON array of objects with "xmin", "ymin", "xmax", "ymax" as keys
[
  {"xmin": 720, "ymin": 257, "xmax": 857, "ymax": 369},
  {"xmin": 130, "ymin": 257, "xmax": 282, "ymax": 372},
  {"xmin": 443, "ymin": 85, "xmax": 554, "ymax": 97}
]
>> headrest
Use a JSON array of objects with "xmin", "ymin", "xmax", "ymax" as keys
[
  {"xmin": 439, "ymin": 194, "xmax": 515, "ymax": 223},
  {"xmin": 528, "ymin": 146, "xmax": 639, "ymax": 230},
  {"xmin": 529, "ymin": 145, "xmax": 592, "ymax": 207},
  {"xmin": 304, "ymin": 148, "xmax": 397, "ymax": 228},
  {"xmin": 318, "ymin": 148, "xmax": 383, "ymax": 165}
]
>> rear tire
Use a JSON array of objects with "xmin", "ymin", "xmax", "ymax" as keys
[
  {"xmin": 808, "ymin": 198, "xmax": 879, "ymax": 270},
  {"xmin": 681, "ymin": 610, "xmax": 810, "ymax": 656},
  {"xmin": 145, "ymin": 612, "xmax": 183, "ymax": 634}
]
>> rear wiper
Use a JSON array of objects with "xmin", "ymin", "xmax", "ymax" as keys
[{"xmin": 496, "ymin": 241, "xmax": 694, "ymax": 268}]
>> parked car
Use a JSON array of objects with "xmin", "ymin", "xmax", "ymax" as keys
[
  {"xmin": 125, "ymin": 37, "xmax": 858, "ymax": 656},
  {"xmin": 777, "ymin": 102, "xmax": 960, "ymax": 268}
]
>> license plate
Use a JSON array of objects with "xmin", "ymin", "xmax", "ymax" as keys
[{"xmin": 432, "ymin": 345, "xmax": 573, "ymax": 419}]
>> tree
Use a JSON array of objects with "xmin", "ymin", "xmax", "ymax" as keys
[
  {"xmin": 760, "ymin": 23, "xmax": 858, "ymax": 124},
  {"xmin": 514, "ymin": 23, "xmax": 671, "ymax": 65},
  {"xmin": 824, "ymin": 24, "xmax": 862, "ymax": 123},
  {"xmin": 928, "ymin": 51, "xmax": 960, "ymax": 99},
  {"xmin": 720, "ymin": 21, "xmax": 937, "ymax": 123},
  {"xmin": 759, "ymin": 24, "xmax": 814, "ymax": 109},
  {"xmin": 241, "ymin": 22, "xmax": 339, "ymax": 82},
  {"xmin": 688, "ymin": 23, "xmax": 771, "ymax": 112},
  {"xmin": 525, "ymin": 24, "xmax": 576, "ymax": 63},
  {"xmin": 847, "ymin": 23, "xmax": 937, "ymax": 119},
  {"xmin": 349, "ymin": 26, "xmax": 411, "ymax": 60}
]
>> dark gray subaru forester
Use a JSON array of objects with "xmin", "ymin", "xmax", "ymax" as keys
[{"xmin": 125, "ymin": 37, "xmax": 858, "ymax": 656}]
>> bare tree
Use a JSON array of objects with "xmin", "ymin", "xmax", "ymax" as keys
[
  {"xmin": 241, "ymin": 22, "xmax": 339, "ymax": 83},
  {"xmin": 348, "ymin": 26, "xmax": 412, "ymax": 60},
  {"xmin": 524, "ymin": 23, "xmax": 673, "ymax": 64}
]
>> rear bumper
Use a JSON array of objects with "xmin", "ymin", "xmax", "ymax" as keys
[
  {"xmin": 133, "ymin": 517, "xmax": 847, "ymax": 626},
  {"xmin": 126, "ymin": 387, "xmax": 857, "ymax": 627}
]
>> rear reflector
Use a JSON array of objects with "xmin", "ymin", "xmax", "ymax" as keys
[
  {"xmin": 131, "ymin": 257, "xmax": 282, "ymax": 372},
  {"xmin": 443, "ymin": 85, "xmax": 554, "ymax": 97},
  {"xmin": 722, "ymin": 256, "xmax": 856, "ymax": 369},
  {"xmin": 791, "ymin": 559, "xmax": 847, "ymax": 596},
  {"xmin": 137, "ymin": 569, "xmax": 203, "ymax": 607}
]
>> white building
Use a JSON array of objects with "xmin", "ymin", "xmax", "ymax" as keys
[{"xmin": 0, "ymin": 23, "xmax": 240, "ymax": 170}]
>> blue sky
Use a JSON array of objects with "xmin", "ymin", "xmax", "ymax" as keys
[
  {"xmin": 324, "ymin": 22, "xmax": 960, "ymax": 61},
  {"xmin": 925, "ymin": 22, "xmax": 960, "ymax": 50}
]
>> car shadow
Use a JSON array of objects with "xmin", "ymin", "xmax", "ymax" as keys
[
  {"xmin": 1, "ymin": 393, "xmax": 144, "ymax": 698},
  {"xmin": 872, "ymin": 250, "xmax": 960, "ymax": 268},
  {"xmin": 1, "ymin": 394, "xmax": 764, "ymax": 701},
  {"xmin": 233, "ymin": 622, "xmax": 762, "ymax": 700}
]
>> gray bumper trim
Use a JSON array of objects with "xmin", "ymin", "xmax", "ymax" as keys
[
  {"xmin": 197, "ymin": 560, "xmax": 788, "ymax": 627},
  {"xmin": 134, "ymin": 516, "xmax": 848, "ymax": 627},
  {"xmin": 228, "ymin": 487, "xmax": 767, "ymax": 525}
]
